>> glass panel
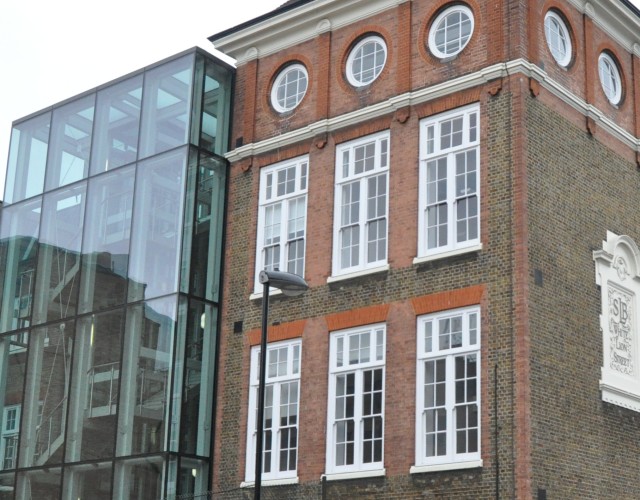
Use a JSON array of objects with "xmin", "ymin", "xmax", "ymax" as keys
[
  {"xmin": 200, "ymin": 58, "xmax": 233, "ymax": 155},
  {"xmin": 0, "ymin": 198, "xmax": 41, "ymax": 333},
  {"xmin": 128, "ymin": 148, "xmax": 187, "ymax": 302},
  {"xmin": 66, "ymin": 311, "xmax": 124, "ymax": 462},
  {"xmin": 178, "ymin": 457, "xmax": 209, "ymax": 498},
  {"xmin": 90, "ymin": 75, "xmax": 143, "ymax": 175},
  {"xmin": 178, "ymin": 300, "xmax": 217, "ymax": 456},
  {"xmin": 45, "ymin": 95, "xmax": 95, "ymax": 191},
  {"xmin": 180, "ymin": 151, "xmax": 226, "ymax": 302},
  {"xmin": 139, "ymin": 55, "xmax": 194, "ymax": 159},
  {"xmin": 4, "ymin": 113, "xmax": 50, "ymax": 205},
  {"xmin": 32, "ymin": 183, "xmax": 86, "ymax": 325},
  {"xmin": 79, "ymin": 166, "xmax": 135, "ymax": 314},
  {"xmin": 19, "ymin": 321, "xmax": 74, "ymax": 468},
  {"xmin": 0, "ymin": 333, "xmax": 28, "ymax": 471},
  {"xmin": 114, "ymin": 456, "xmax": 165, "ymax": 500},
  {"xmin": 117, "ymin": 297, "xmax": 176, "ymax": 456},
  {"xmin": 62, "ymin": 462, "xmax": 112, "ymax": 500},
  {"xmin": 15, "ymin": 467, "xmax": 62, "ymax": 500}
]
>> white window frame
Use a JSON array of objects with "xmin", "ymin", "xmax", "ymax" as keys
[
  {"xmin": 428, "ymin": 5, "xmax": 475, "ymax": 59},
  {"xmin": 544, "ymin": 10, "xmax": 572, "ymax": 68},
  {"xmin": 326, "ymin": 324, "xmax": 385, "ymax": 477},
  {"xmin": 270, "ymin": 64, "xmax": 309, "ymax": 113},
  {"xmin": 332, "ymin": 131, "xmax": 390, "ymax": 278},
  {"xmin": 415, "ymin": 307, "xmax": 481, "ymax": 470},
  {"xmin": 598, "ymin": 52, "xmax": 622, "ymax": 106},
  {"xmin": 0, "ymin": 405, "xmax": 20, "ymax": 470},
  {"xmin": 417, "ymin": 104, "xmax": 480, "ymax": 260},
  {"xmin": 245, "ymin": 339, "xmax": 302, "ymax": 484},
  {"xmin": 254, "ymin": 156, "xmax": 308, "ymax": 294},
  {"xmin": 346, "ymin": 35, "xmax": 387, "ymax": 87}
]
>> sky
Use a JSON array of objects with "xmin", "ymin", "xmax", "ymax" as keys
[{"xmin": 0, "ymin": 0, "xmax": 639, "ymax": 200}]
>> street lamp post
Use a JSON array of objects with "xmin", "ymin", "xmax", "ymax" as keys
[{"xmin": 254, "ymin": 270, "xmax": 308, "ymax": 500}]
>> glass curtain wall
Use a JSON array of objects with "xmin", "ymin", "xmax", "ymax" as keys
[{"xmin": 0, "ymin": 48, "xmax": 232, "ymax": 499}]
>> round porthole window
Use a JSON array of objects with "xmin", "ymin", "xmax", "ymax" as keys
[
  {"xmin": 598, "ymin": 52, "xmax": 622, "ymax": 106},
  {"xmin": 346, "ymin": 35, "xmax": 387, "ymax": 87},
  {"xmin": 544, "ymin": 11, "xmax": 572, "ymax": 67},
  {"xmin": 271, "ymin": 64, "xmax": 309, "ymax": 113},
  {"xmin": 428, "ymin": 5, "xmax": 474, "ymax": 59}
]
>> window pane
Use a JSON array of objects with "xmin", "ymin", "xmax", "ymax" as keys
[
  {"xmin": 139, "ymin": 55, "xmax": 194, "ymax": 158},
  {"xmin": 5, "ymin": 113, "xmax": 50, "ymax": 205},
  {"xmin": 90, "ymin": 76, "xmax": 142, "ymax": 175},
  {"xmin": 0, "ymin": 199, "xmax": 41, "ymax": 333},
  {"xmin": 45, "ymin": 95, "xmax": 95, "ymax": 191},
  {"xmin": 128, "ymin": 149, "xmax": 187, "ymax": 302},
  {"xmin": 32, "ymin": 183, "xmax": 86, "ymax": 325}
]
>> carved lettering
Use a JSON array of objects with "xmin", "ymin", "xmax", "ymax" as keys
[{"xmin": 608, "ymin": 287, "xmax": 634, "ymax": 376}]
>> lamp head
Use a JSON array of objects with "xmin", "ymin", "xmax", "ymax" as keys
[{"xmin": 259, "ymin": 270, "xmax": 309, "ymax": 297}]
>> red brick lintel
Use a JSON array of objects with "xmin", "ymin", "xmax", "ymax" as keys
[
  {"xmin": 326, "ymin": 304, "xmax": 391, "ymax": 332},
  {"xmin": 247, "ymin": 319, "xmax": 307, "ymax": 346},
  {"xmin": 411, "ymin": 285, "xmax": 486, "ymax": 316}
]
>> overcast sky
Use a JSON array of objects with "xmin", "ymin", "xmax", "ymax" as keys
[{"xmin": 0, "ymin": 0, "xmax": 639, "ymax": 200}]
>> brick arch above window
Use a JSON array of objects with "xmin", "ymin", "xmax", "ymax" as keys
[
  {"xmin": 336, "ymin": 26, "xmax": 394, "ymax": 95},
  {"xmin": 264, "ymin": 55, "xmax": 314, "ymax": 117},
  {"xmin": 418, "ymin": 0, "xmax": 482, "ymax": 64}
]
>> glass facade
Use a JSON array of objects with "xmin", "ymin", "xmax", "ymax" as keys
[{"xmin": 0, "ymin": 48, "xmax": 233, "ymax": 499}]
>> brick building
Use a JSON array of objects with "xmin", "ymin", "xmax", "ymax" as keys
[{"xmin": 209, "ymin": 0, "xmax": 640, "ymax": 498}]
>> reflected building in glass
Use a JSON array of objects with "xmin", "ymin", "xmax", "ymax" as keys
[{"xmin": 0, "ymin": 48, "xmax": 233, "ymax": 499}]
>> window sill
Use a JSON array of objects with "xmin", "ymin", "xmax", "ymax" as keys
[
  {"xmin": 413, "ymin": 244, "xmax": 482, "ymax": 265},
  {"xmin": 241, "ymin": 477, "xmax": 298, "ymax": 488},
  {"xmin": 327, "ymin": 264, "xmax": 390, "ymax": 284},
  {"xmin": 249, "ymin": 288, "xmax": 283, "ymax": 301},
  {"xmin": 410, "ymin": 459, "xmax": 483, "ymax": 474},
  {"xmin": 322, "ymin": 468, "xmax": 386, "ymax": 482}
]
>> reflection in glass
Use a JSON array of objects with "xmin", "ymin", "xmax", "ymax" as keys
[
  {"xmin": 45, "ymin": 95, "xmax": 95, "ymax": 191},
  {"xmin": 16, "ymin": 467, "xmax": 61, "ymax": 500},
  {"xmin": 91, "ymin": 75, "xmax": 143, "ymax": 174},
  {"xmin": 66, "ymin": 311, "xmax": 123, "ymax": 462},
  {"xmin": 0, "ymin": 472, "xmax": 13, "ymax": 499},
  {"xmin": 32, "ymin": 183, "xmax": 86, "ymax": 325},
  {"xmin": 181, "ymin": 152, "xmax": 226, "ymax": 302},
  {"xmin": 117, "ymin": 297, "xmax": 175, "ymax": 456},
  {"xmin": 128, "ymin": 149, "xmax": 187, "ymax": 302},
  {"xmin": 114, "ymin": 456, "xmax": 164, "ymax": 500},
  {"xmin": 0, "ymin": 199, "xmax": 41, "ymax": 333},
  {"xmin": 62, "ymin": 462, "xmax": 112, "ymax": 500},
  {"xmin": 139, "ymin": 55, "xmax": 194, "ymax": 159},
  {"xmin": 174, "ymin": 299, "xmax": 216, "ymax": 456},
  {"xmin": 19, "ymin": 321, "xmax": 74, "ymax": 468},
  {"xmin": 0, "ymin": 332, "xmax": 29, "ymax": 472},
  {"xmin": 4, "ymin": 113, "xmax": 50, "ymax": 205},
  {"xmin": 79, "ymin": 166, "xmax": 135, "ymax": 313}
]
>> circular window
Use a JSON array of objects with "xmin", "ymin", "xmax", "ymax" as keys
[
  {"xmin": 271, "ymin": 64, "xmax": 309, "ymax": 113},
  {"xmin": 598, "ymin": 52, "xmax": 622, "ymax": 105},
  {"xmin": 346, "ymin": 35, "xmax": 387, "ymax": 87},
  {"xmin": 544, "ymin": 11, "xmax": 572, "ymax": 67},
  {"xmin": 428, "ymin": 5, "xmax": 475, "ymax": 59}
]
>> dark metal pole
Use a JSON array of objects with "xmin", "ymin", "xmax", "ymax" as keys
[{"xmin": 254, "ymin": 282, "xmax": 270, "ymax": 500}]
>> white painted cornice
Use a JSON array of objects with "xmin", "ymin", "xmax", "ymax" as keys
[
  {"xmin": 571, "ymin": 0, "xmax": 640, "ymax": 53},
  {"xmin": 212, "ymin": 0, "xmax": 404, "ymax": 64},
  {"xmin": 224, "ymin": 58, "xmax": 640, "ymax": 164}
]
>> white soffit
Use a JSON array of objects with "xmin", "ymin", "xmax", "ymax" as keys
[{"xmin": 212, "ymin": 0, "xmax": 406, "ymax": 64}]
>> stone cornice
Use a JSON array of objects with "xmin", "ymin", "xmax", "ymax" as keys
[
  {"xmin": 212, "ymin": 0, "xmax": 402, "ymax": 64},
  {"xmin": 570, "ymin": 1, "xmax": 640, "ymax": 52},
  {"xmin": 224, "ymin": 59, "xmax": 640, "ymax": 163}
]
